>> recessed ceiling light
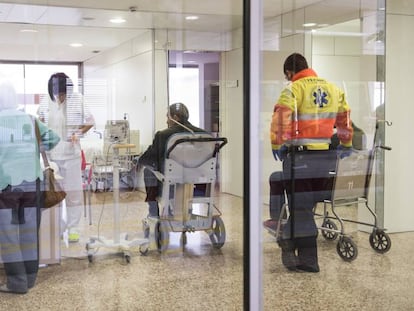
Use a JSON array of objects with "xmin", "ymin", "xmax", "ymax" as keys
[
  {"xmin": 110, "ymin": 17, "xmax": 126, "ymax": 24},
  {"xmin": 303, "ymin": 22, "xmax": 317, "ymax": 27},
  {"xmin": 20, "ymin": 29, "xmax": 38, "ymax": 33},
  {"xmin": 185, "ymin": 16, "xmax": 199, "ymax": 21},
  {"xmin": 187, "ymin": 60, "xmax": 196, "ymax": 63},
  {"xmin": 70, "ymin": 43, "xmax": 83, "ymax": 47}
]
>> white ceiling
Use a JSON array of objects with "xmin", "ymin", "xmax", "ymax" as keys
[{"xmin": 0, "ymin": 0, "xmax": 377, "ymax": 62}]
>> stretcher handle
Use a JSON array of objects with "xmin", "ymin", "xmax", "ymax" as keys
[{"xmin": 166, "ymin": 137, "xmax": 228, "ymax": 158}]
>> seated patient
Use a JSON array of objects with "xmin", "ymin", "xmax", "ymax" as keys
[{"xmin": 137, "ymin": 103, "xmax": 206, "ymax": 217}]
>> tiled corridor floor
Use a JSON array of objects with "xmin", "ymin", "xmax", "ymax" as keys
[{"xmin": 1, "ymin": 191, "xmax": 413, "ymax": 310}]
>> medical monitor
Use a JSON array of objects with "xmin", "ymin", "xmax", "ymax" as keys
[{"xmin": 105, "ymin": 120, "xmax": 129, "ymax": 144}]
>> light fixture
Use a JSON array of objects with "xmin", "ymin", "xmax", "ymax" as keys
[
  {"xmin": 70, "ymin": 43, "xmax": 83, "ymax": 47},
  {"xmin": 185, "ymin": 16, "xmax": 199, "ymax": 21},
  {"xmin": 303, "ymin": 22, "xmax": 317, "ymax": 27},
  {"xmin": 20, "ymin": 29, "xmax": 38, "ymax": 33},
  {"xmin": 110, "ymin": 17, "xmax": 126, "ymax": 24}
]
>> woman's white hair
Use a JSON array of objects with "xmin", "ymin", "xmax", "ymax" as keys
[{"xmin": 0, "ymin": 80, "xmax": 18, "ymax": 111}]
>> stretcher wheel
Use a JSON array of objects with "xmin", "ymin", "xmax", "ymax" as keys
[
  {"xmin": 124, "ymin": 254, "xmax": 131, "ymax": 264},
  {"xmin": 321, "ymin": 219, "xmax": 339, "ymax": 241},
  {"xmin": 139, "ymin": 244, "xmax": 149, "ymax": 255},
  {"xmin": 86, "ymin": 243, "xmax": 93, "ymax": 263},
  {"xmin": 142, "ymin": 219, "xmax": 150, "ymax": 239},
  {"xmin": 155, "ymin": 221, "xmax": 169, "ymax": 252},
  {"xmin": 369, "ymin": 230, "xmax": 391, "ymax": 253},
  {"xmin": 209, "ymin": 216, "xmax": 226, "ymax": 249},
  {"xmin": 336, "ymin": 236, "xmax": 358, "ymax": 261},
  {"xmin": 143, "ymin": 227, "xmax": 150, "ymax": 239}
]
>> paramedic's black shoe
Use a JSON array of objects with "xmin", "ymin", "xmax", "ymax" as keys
[
  {"xmin": 279, "ymin": 239, "xmax": 298, "ymax": 271},
  {"xmin": 281, "ymin": 249, "xmax": 298, "ymax": 271},
  {"xmin": 0, "ymin": 284, "xmax": 27, "ymax": 294},
  {"xmin": 296, "ymin": 264, "xmax": 320, "ymax": 273},
  {"xmin": 296, "ymin": 236, "xmax": 319, "ymax": 272}
]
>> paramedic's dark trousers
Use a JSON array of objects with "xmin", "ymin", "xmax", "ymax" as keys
[
  {"xmin": 281, "ymin": 149, "xmax": 336, "ymax": 270},
  {"xmin": 269, "ymin": 171, "xmax": 285, "ymax": 220}
]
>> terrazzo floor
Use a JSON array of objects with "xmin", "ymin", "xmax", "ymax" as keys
[{"xmin": 0, "ymin": 190, "xmax": 413, "ymax": 311}]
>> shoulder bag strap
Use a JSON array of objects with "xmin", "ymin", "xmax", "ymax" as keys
[{"xmin": 33, "ymin": 118, "xmax": 50, "ymax": 168}]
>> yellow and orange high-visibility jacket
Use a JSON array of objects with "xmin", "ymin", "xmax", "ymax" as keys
[{"xmin": 270, "ymin": 68, "xmax": 353, "ymax": 153}]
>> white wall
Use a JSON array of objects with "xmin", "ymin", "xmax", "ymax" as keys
[
  {"xmin": 83, "ymin": 31, "xmax": 154, "ymax": 150},
  {"xmin": 312, "ymin": 23, "xmax": 377, "ymax": 131},
  {"xmin": 383, "ymin": 1, "xmax": 414, "ymax": 232},
  {"xmin": 220, "ymin": 47, "xmax": 244, "ymax": 197}
]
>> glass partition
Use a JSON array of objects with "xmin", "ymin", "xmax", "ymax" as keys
[
  {"xmin": 259, "ymin": 0, "xmax": 389, "ymax": 309},
  {"xmin": 0, "ymin": 0, "xmax": 403, "ymax": 309},
  {"xmin": 0, "ymin": 1, "xmax": 245, "ymax": 308}
]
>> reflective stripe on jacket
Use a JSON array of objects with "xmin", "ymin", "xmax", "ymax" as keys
[{"xmin": 270, "ymin": 68, "xmax": 353, "ymax": 152}]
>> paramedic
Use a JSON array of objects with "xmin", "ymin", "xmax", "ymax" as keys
[
  {"xmin": 39, "ymin": 72, "xmax": 95, "ymax": 243},
  {"xmin": 0, "ymin": 81, "xmax": 60, "ymax": 293},
  {"xmin": 270, "ymin": 53, "xmax": 353, "ymax": 272},
  {"xmin": 137, "ymin": 103, "xmax": 205, "ymax": 217}
]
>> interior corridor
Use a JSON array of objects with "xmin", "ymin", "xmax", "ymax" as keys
[{"xmin": 0, "ymin": 190, "xmax": 413, "ymax": 311}]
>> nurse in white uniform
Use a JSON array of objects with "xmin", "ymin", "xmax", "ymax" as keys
[{"xmin": 40, "ymin": 72, "xmax": 94, "ymax": 243}]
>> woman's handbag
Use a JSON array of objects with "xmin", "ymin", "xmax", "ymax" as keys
[
  {"xmin": 34, "ymin": 120, "xmax": 67, "ymax": 208},
  {"xmin": 41, "ymin": 154, "xmax": 67, "ymax": 208}
]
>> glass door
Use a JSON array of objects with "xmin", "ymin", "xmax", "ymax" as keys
[{"xmin": 257, "ymin": 0, "xmax": 388, "ymax": 309}]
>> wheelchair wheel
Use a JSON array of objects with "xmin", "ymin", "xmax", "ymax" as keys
[
  {"xmin": 155, "ymin": 221, "xmax": 169, "ymax": 252},
  {"xmin": 336, "ymin": 236, "xmax": 358, "ymax": 261},
  {"xmin": 369, "ymin": 229, "xmax": 391, "ymax": 253},
  {"xmin": 209, "ymin": 216, "xmax": 226, "ymax": 249},
  {"xmin": 321, "ymin": 219, "xmax": 339, "ymax": 241},
  {"xmin": 139, "ymin": 244, "xmax": 149, "ymax": 255}
]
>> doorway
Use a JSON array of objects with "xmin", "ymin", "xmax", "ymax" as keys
[{"xmin": 168, "ymin": 50, "xmax": 220, "ymax": 134}]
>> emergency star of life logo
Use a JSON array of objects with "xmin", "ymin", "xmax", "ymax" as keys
[{"xmin": 313, "ymin": 87, "xmax": 328, "ymax": 108}]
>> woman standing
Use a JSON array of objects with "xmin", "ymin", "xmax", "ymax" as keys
[
  {"xmin": 40, "ymin": 73, "xmax": 95, "ymax": 243},
  {"xmin": 0, "ymin": 81, "xmax": 60, "ymax": 293}
]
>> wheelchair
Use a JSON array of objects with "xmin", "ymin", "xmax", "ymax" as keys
[{"xmin": 141, "ymin": 132, "xmax": 227, "ymax": 253}]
